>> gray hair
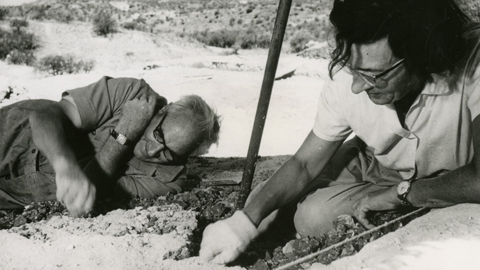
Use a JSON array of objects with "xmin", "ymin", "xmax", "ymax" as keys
[{"xmin": 171, "ymin": 95, "xmax": 221, "ymax": 156}]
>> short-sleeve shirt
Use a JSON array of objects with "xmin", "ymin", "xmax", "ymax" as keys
[
  {"xmin": 313, "ymin": 24, "xmax": 480, "ymax": 180},
  {"xmin": 62, "ymin": 76, "xmax": 184, "ymax": 181},
  {"xmin": 0, "ymin": 77, "xmax": 185, "ymax": 206}
]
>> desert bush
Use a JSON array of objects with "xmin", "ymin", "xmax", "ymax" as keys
[
  {"xmin": 6, "ymin": 49, "xmax": 35, "ymax": 65},
  {"xmin": 290, "ymin": 31, "xmax": 315, "ymax": 53},
  {"xmin": 0, "ymin": 28, "xmax": 39, "ymax": 65},
  {"xmin": 122, "ymin": 21, "xmax": 146, "ymax": 31},
  {"xmin": 93, "ymin": 10, "xmax": 117, "ymax": 37},
  {"xmin": 296, "ymin": 19, "xmax": 329, "ymax": 40},
  {"xmin": 36, "ymin": 54, "xmax": 95, "ymax": 76},
  {"xmin": 10, "ymin": 18, "xmax": 28, "ymax": 32},
  {"xmin": 191, "ymin": 29, "xmax": 239, "ymax": 48},
  {"xmin": 238, "ymin": 28, "xmax": 270, "ymax": 49},
  {"xmin": 0, "ymin": 8, "xmax": 8, "ymax": 21}
]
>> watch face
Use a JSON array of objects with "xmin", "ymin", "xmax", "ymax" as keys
[
  {"xmin": 117, "ymin": 135, "xmax": 127, "ymax": 145},
  {"xmin": 397, "ymin": 181, "xmax": 409, "ymax": 195}
]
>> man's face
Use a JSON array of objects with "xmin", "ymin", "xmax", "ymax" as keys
[
  {"xmin": 133, "ymin": 106, "xmax": 198, "ymax": 164},
  {"xmin": 348, "ymin": 38, "xmax": 421, "ymax": 105}
]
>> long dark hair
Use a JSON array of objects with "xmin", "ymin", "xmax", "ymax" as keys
[{"xmin": 328, "ymin": 0, "xmax": 472, "ymax": 82}]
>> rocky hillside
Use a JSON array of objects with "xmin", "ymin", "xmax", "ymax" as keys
[{"xmin": 4, "ymin": 0, "xmax": 333, "ymax": 50}]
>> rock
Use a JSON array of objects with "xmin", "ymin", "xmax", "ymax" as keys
[
  {"xmin": 339, "ymin": 243, "xmax": 356, "ymax": 258},
  {"xmin": 250, "ymin": 258, "xmax": 270, "ymax": 270},
  {"xmin": 334, "ymin": 215, "xmax": 355, "ymax": 229},
  {"xmin": 13, "ymin": 216, "xmax": 27, "ymax": 227},
  {"xmin": 282, "ymin": 237, "xmax": 322, "ymax": 258}
]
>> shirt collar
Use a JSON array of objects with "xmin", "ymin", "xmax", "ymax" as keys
[{"xmin": 420, "ymin": 73, "xmax": 453, "ymax": 96}]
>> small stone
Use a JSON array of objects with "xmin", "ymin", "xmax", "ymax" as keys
[
  {"xmin": 251, "ymin": 258, "xmax": 270, "ymax": 270},
  {"xmin": 13, "ymin": 215, "xmax": 27, "ymax": 227},
  {"xmin": 334, "ymin": 215, "xmax": 355, "ymax": 229},
  {"xmin": 340, "ymin": 243, "xmax": 356, "ymax": 257}
]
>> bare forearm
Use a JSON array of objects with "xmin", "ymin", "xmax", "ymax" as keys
[
  {"xmin": 82, "ymin": 137, "xmax": 133, "ymax": 187},
  {"xmin": 243, "ymin": 133, "xmax": 343, "ymax": 226},
  {"xmin": 409, "ymin": 164, "xmax": 480, "ymax": 208},
  {"xmin": 243, "ymin": 157, "xmax": 313, "ymax": 226},
  {"xmin": 29, "ymin": 102, "xmax": 79, "ymax": 173}
]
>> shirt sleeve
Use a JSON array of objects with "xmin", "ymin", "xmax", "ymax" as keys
[
  {"xmin": 61, "ymin": 76, "xmax": 167, "ymax": 131},
  {"xmin": 113, "ymin": 166, "xmax": 186, "ymax": 199},
  {"xmin": 466, "ymin": 36, "xmax": 480, "ymax": 120},
  {"xmin": 312, "ymin": 76, "xmax": 352, "ymax": 141}
]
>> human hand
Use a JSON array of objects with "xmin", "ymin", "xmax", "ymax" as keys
[
  {"xmin": 352, "ymin": 186, "xmax": 402, "ymax": 229},
  {"xmin": 55, "ymin": 163, "xmax": 96, "ymax": 217},
  {"xmin": 117, "ymin": 94, "xmax": 158, "ymax": 141},
  {"xmin": 200, "ymin": 211, "xmax": 259, "ymax": 264}
]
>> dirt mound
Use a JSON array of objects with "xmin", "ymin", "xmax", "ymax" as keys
[{"xmin": 1, "ymin": 204, "xmax": 203, "ymax": 269}]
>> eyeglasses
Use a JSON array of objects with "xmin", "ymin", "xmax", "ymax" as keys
[
  {"xmin": 342, "ymin": 58, "xmax": 405, "ymax": 89},
  {"xmin": 153, "ymin": 108, "xmax": 184, "ymax": 163}
]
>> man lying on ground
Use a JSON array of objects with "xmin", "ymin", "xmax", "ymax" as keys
[
  {"xmin": 201, "ymin": 0, "xmax": 480, "ymax": 264},
  {"xmin": 0, "ymin": 76, "xmax": 220, "ymax": 217}
]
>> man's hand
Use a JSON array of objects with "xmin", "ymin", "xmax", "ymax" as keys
[
  {"xmin": 200, "ymin": 211, "xmax": 259, "ymax": 264},
  {"xmin": 55, "ymin": 163, "xmax": 96, "ymax": 217},
  {"xmin": 352, "ymin": 186, "xmax": 403, "ymax": 229},
  {"xmin": 117, "ymin": 94, "xmax": 158, "ymax": 141}
]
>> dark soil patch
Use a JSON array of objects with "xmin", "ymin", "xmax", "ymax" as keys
[{"xmin": 0, "ymin": 156, "xmax": 428, "ymax": 269}]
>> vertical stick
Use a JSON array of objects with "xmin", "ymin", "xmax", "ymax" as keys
[{"xmin": 236, "ymin": 0, "xmax": 293, "ymax": 209}]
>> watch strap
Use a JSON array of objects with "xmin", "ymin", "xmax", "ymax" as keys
[{"xmin": 111, "ymin": 129, "xmax": 133, "ymax": 146}]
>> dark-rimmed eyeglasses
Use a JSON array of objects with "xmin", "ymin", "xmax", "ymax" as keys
[
  {"xmin": 153, "ymin": 107, "xmax": 185, "ymax": 164},
  {"xmin": 342, "ymin": 58, "xmax": 405, "ymax": 89}
]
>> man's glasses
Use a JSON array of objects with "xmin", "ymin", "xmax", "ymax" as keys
[
  {"xmin": 342, "ymin": 58, "xmax": 405, "ymax": 89},
  {"xmin": 153, "ymin": 109, "xmax": 184, "ymax": 163}
]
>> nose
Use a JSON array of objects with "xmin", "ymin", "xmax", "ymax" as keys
[
  {"xmin": 147, "ymin": 141, "xmax": 164, "ymax": 158},
  {"xmin": 351, "ymin": 75, "xmax": 372, "ymax": 94}
]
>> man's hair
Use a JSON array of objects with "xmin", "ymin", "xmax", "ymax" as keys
[
  {"xmin": 171, "ymin": 95, "xmax": 220, "ymax": 156},
  {"xmin": 328, "ymin": 0, "xmax": 472, "ymax": 82}
]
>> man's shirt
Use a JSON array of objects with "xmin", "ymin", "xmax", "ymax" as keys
[
  {"xmin": 313, "ymin": 24, "xmax": 480, "ymax": 181},
  {"xmin": 0, "ymin": 77, "xmax": 185, "ymax": 207}
]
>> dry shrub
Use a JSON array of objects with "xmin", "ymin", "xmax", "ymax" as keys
[
  {"xmin": 36, "ymin": 55, "xmax": 95, "ymax": 76},
  {"xmin": 9, "ymin": 18, "xmax": 28, "ymax": 31},
  {"xmin": 0, "ymin": 26, "xmax": 39, "ymax": 65},
  {"xmin": 93, "ymin": 10, "xmax": 117, "ymax": 37},
  {"xmin": 290, "ymin": 30, "xmax": 315, "ymax": 53},
  {"xmin": 0, "ymin": 8, "xmax": 7, "ymax": 21},
  {"xmin": 238, "ymin": 28, "xmax": 270, "ymax": 49},
  {"xmin": 191, "ymin": 29, "xmax": 239, "ymax": 48},
  {"xmin": 6, "ymin": 49, "xmax": 36, "ymax": 65}
]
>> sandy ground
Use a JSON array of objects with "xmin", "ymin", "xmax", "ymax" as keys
[{"xmin": 1, "ymin": 18, "xmax": 480, "ymax": 270}]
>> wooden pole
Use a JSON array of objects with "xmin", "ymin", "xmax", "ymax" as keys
[{"xmin": 236, "ymin": 0, "xmax": 293, "ymax": 209}]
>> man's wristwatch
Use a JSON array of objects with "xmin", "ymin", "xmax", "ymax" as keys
[
  {"xmin": 111, "ymin": 129, "xmax": 133, "ymax": 146},
  {"xmin": 396, "ymin": 179, "xmax": 413, "ymax": 206}
]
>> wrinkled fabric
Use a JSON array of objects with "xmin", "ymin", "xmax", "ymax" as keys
[
  {"xmin": 0, "ymin": 77, "xmax": 186, "ymax": 209},
  {"xmin": 313, "ymin": 24, "xmax": 480, "ymax": 181}
]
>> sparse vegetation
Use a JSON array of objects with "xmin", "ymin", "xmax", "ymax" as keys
[
  {"xmin": 9, "ymin": 18, "xmax": 28, "ymax": 31},
  {"xmin": 0, "ymin": 21, "xmax": 40, "ymax": 65},
  {"xmin": 0, "ymin": 8, "xmax": 7, "ymax": 21},
  {"xmin": 93, "ymin": 10, "xmax": 117, "ymax": 37},
  {"xmin": 290, "ymin": 30, "xmax": 315, "ymax": 53},
  {"xmin": 2, "ymin": 0, "xmax": 336, "ymax": 51},
  {"xmin": 35, "ymin": 54, "xmax": 95, "ymax": 76},
  {"xmin": 191, "ymin": 29, "xmax": 239, "ymax": 48}
]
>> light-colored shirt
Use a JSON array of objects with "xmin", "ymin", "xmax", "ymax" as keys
[{"xmin": 313, "ymin": 25, "xmax": 480, "ymax": 180}]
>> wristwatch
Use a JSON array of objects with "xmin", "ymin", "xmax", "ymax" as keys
[
  {"xmin": 111, "ymin": 129, "xmax": 132, "ymax": 146},
  {"xmin": 396, "ymin": 180, "xmax": 413, "ymax": 206}
]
